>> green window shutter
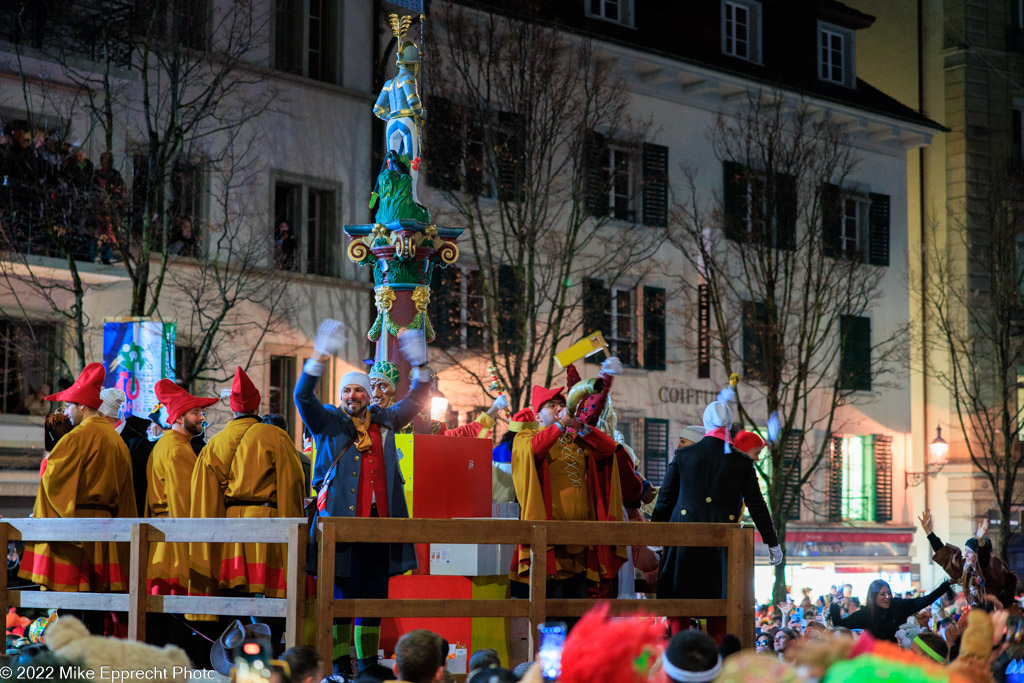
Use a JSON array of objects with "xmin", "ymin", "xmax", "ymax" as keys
[
  {"xmin": 585, "ymin": 131, "xmax": 608, "ymax": 217},
  {"xmin": 583, "ymin": 279, "xmax": 609, "ymax": 365},
  {"xmin": 821, "ymin": 183, "xmax": 842, "ymax": 258},
  {"xmin": 497, "ymin": 264, "xmax": 523, "ymax": 354},
  {"xmin": 782, "ymin": 429, "xmax": 803, "ymax": 521},
  {"xmin": 873, "ymin": 434, "xmax": 893, "ymax": 523},
  {"xmin": 644, "ymin": 418, "xmax": 670, "ymax": 486},
  {"xmin": 839, "ymin": 315, "xmax": 871, "ymax": 391},
  {"xmin": 496, "ymin": 111, "xmax": 525, "ymax": 203},
  {"xmin": 828, "ymin": 435, "xmax": 843, "ymax": 522},
  {"xmin": 429, "ymin": 266, "xmax": 460, "ymax": 348},
  {"xmin": 868, "ymin": 193, "xmax": 890, "ymax": 267},
  {"xmin": 642, "ymin": 143, "xmax": 669, "ymax": 227},
  {"xmin": 643, "ymin": 286, "xmax": 666, "ymax": 371},
  {"xmin": 742, "ymin": 300, "xmax": 767, "ymax": 381},
  {"xmin": 424, "ymin": 97, "xmax": 462, "ymax": 191},
  {"xmin": 775, "ymin": 173, "xmax": 797, "ymax": 250},
  {"xmin": 723, "ymin": 160, "xmax": 747, "ymax": 241}
]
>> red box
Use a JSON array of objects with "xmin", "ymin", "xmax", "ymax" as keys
[{"xmin": 410, "ymin": 434, "xmax": 492, "ymax": 519}]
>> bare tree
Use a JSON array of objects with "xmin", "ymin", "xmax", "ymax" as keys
[
  {"xmin": 671, "ymin": 90, "xmax": 904, "ymax": 603},
  {"xmin": 919, "ymin": 170, "xmax": 1024, "ymax": 563},
  {"xmin": 422, "ymin": 2, "xmax": 665, "ymax": 408}
]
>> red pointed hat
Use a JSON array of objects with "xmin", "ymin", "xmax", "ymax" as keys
[
  {"xmin": 734, "ymin": 430, "xmax": 766, "ymax": 458},
  {"xmin": 45, "ymin": 362, "xmax": 105, "ymax": 409},
  {"xmin": 509, "ymin": 408, "xmax": 540, "ymax": 433},
  {"xmin": 230, "ymin": 366, "xmax": 261, "ymax": 413},
  {"xmin": 154, "ymin": 378, "xmax": 218, "ymax": 424},
  {"xmin": 531, "ymin": 385, "xmax": 565, "ymax": 412}
]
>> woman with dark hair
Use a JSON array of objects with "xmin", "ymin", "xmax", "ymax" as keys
[{"xmin": 830, "ymin": 578, "xmax": 951, "ymax": 642}]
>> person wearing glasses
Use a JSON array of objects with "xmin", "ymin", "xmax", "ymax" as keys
[{"xmin": 754, "ymin": 634, "xmax": 772, "ymax": 654}]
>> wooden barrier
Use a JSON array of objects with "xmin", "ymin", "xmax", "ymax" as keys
[
  {"xmin": 315, "ymin": 518, "xmax": 754, "ymax": 663},
  {"xmin": 0, "ymin": 518, "xmax": 308, "ymax": 646}
]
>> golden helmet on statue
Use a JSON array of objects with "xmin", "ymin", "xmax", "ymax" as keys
[{"xmin": 566, "ymin": 377, "xmax": 605, "ymax": 415}]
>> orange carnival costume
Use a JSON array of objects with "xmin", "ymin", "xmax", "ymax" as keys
[
  {"xmin": 510, "ymin": 385, "xmax": 627, "ymax": 591},
  {"xmin": 189, "ymin": 367, "xmax": 304, "ymax": 597},
  {"xmin": 145, "ymin": 379, "xmax": 218, "ymax": 595},
  {"xmin": 19, "ymin": 364, "xmax": 137, "ymax": 592}
]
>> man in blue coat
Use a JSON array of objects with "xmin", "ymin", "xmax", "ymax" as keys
[{"xmin": 294, "ymin": 319, "xmax": 431, "ymax": 674}]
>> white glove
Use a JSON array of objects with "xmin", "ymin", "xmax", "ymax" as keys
[
  {"xmin": 492, "ymin": 394, "xmax": 510, "ymax": 412},
  {"xmin": 398, "ymin": 327, "xmax": 428, "ymax": 367},
  {"xmin": 219, "ymin": 388, "xmax": 232, "ymax": 399},
  {"xmin": 314, "ymin": 319, "xmax": 348, "ymax": 357},
  {"xmin": 769, "ymin": 545, "xmax": 783, "ymax": 566},
  {"xmin": 601, "ymin": 356, "xmax": 623, "ymax": 376}
]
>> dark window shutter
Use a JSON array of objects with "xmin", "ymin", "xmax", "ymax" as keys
[
  {"xmin": 643, "ymin": 286, "xmax": 666, "ymax": 370},
  {"xmin": 644, "ymin": 418, "xmax": 669, "ymax": 486},
  {"xmin": 585, "ymin": 131, "xmax": 608, "ymax": 217},
  {"xmin": 425, "ymin": 97, "xmax": 461, "ymax": 191},
  {"xmin": 742, "ymin": 300, "xmax": 767, "ymax": 381},
  {"xmin": 498, "ymin": 264, "xmax": 523, "ymax": 354},
  {"xmin": 775, "ymin": 173, "xmax": 797, "ymax": 250},
  {"xmin": 868, "ymin": 192, "xmax": 890, "ymax": 266},
  {"xmin": 642, "ymin": 143, "xmax": 669, "ymax": 227},
  {"xmin": 782, "ymin": 429, "xmax": 803, "ymax": 521},
  {"xmin": 583, "ymin": 278, "xmax": 609, "ymax": 365},
  {"xmin": 873, "ymin": 435, "xmax": 892, "ymax": 523},
  {"xmin": 430, "ymin": 266, "xmax": 460, "ymax": 348},
  {"xmin": 496, "ymin": 111, "xmax": 524, "ymax": 202},
  {"xmin": 828, "ymin": 435, "xmax": 843, "ymax": 522},
  {"xmin": 723, "ymin": 160, "xmax": 746, "ymax": 241},
  {"xmin": 839, "ymin": 315, "xmax": 871, "ymax": 391},
  {"xmin": 821, "ymin": 183, "xmax": 842, "ymax": 258}
]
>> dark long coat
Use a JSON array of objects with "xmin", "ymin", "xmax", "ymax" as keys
[{"xmin": 652, "ymin": 436, "xmax": 778, "ymax": 599}]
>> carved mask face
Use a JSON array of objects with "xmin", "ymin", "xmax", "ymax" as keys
[{"xmin": 370, "ymin": 377, "xmax": 396, "ymax": 408}]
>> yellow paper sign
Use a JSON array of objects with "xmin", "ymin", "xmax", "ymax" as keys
[{"xmin": 554, "ymin": 331, "xmax": 608, "ymax": 368}]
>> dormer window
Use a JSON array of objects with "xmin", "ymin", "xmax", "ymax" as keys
[
  {"xmin": 585, "ymin": 0, "xmax": 635, "ymax": 28},
  {"xmin": 818, "ymin": 21, "xmax": 855, "ymax": 87},
  {"xmin": 722, "ymin": 0, "xmax": 762, "ymax": 63}
]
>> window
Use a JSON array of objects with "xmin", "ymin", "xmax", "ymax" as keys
[
  {"xmin": 818, "ymin": 22, "xmax": 855, "ymax": 87},
  {"xmin": 273, "ymin": 179, "xmax": 340, "ymax": 277},
  {"xmin": 130, "ymin": 154, "xmax": 205, "ymax": 256},
  {"xmin": 755, "ymin": 429, "xmax": 802, "ymax": 520},
  {"xmin": 430, "ymin": 266, "xmax": 486, "ymax": 350},
  {"xmin": 643, "ymin": 418, "xmax": 669, "ymax": 486},
  {"xmin": 0, "ymin": 319, "xmax": 59, "ymax": 415},
  {"xmin": 424, "ymin": 99, "xmax": 523, "ymax": 201},
  {"xmin": 135, "ymin": 0, "xmax": 208, "ymax": 50},
  {"xmin": 173, "ymin": 345, "xmax": 197, "ymax": 392},
  {"xmin": 821, "ymin": 186, "xmax": 890, "ymax": 266},
  {"xmin": 585, "ymin": 0, "xmax": 634, "ymax": 27},
  {"xmin": 722, "ymin": 161, "xmax": 796, "ymax": 250},
  {"xmin": 827, "ymin": 434, "xmax": 892, "ymax": 522},
  {"xmin": 268, "ymin": 354, "xmax": 297, "ymax": 436},
  {"xmin": 274, "ymin": 0, "xmax": 341, "ymax": 84},
  {"xmin": 722, "ymin": 1, "xmax": 761, "ymax": 62},
  {"xmin": 586, "ymin": 134, "xmax": 669, "ymax": 226},
  {"xmin": 839, "ymin": 315, "xmax": 871, "ymax": 391},
  {"xmin": 583, "ymin": 279, "xmax": 664, "ymax": 369}
]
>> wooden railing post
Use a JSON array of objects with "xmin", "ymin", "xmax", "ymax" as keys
[
  {"xmin": 527, "ymin": 523, "xmax": 547, "ymax": 656},
  {"xmin": 725, "ymin": 525, "xmax": 755, "ymax": 649},
  {"xmin": 741, "ymin": 526, "xmax": 754, "ymax": 649},
  {"xmin": 285, "ymin": 521, "xmax": 307, "ymax": 647},
  {"xmin": 316, "ymin": 519, "xmax": 336, "ymax": 666},
  {"xmin": 128, "ymin": 523, "xmax": 151, "ymax": 642}
]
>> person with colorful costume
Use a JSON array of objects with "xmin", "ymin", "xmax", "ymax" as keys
[
  {"xmin": 146, "ymin": 379, "xmax": 217, "ymax": 595},
  {"xmin": 189, "ymin": 366, "xmax": 304, "ymax": 599},
  {"xmin": 293, "ymin": 320, "xmax": 431, "ymax": 674},
  {"xmin": 492, "ymin": 408, "xmax": 540, "ymax": 504},
  {"xmin": 370, "ymin": 359, "xmax": 507, "ymax": 436},
  {"xmin": 19, "ymin": 363, "xmax": 137, "ymax": 595},
  {"xmin": 509, "ymin": 356, "xmax": 628, "ymax": 603},
  {"xmin": 96, "ymin": 387, "xmax": 153, "ymax": 517}
]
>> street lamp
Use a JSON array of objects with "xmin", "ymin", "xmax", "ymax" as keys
[
  {"xmin": 905, "ymin": 426, "xmax": 949, "ymax": 488},
  {"xmin": 430, "ymin": 395, "xmax": 450, "ymax": 422}
]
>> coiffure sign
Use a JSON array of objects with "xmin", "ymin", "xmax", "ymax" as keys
[{"xmin": 657, "ymin": 386, "xmax": 718, "ymax": 405}]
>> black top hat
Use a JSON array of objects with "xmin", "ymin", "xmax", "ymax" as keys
[{"xmin": 210, "ymin": 619, "xmax": 272, "ymax": 675}]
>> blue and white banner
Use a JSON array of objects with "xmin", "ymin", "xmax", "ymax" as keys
[{"xmin": 102, "ymin": 321, "xmax": 176, "ymax": 418}]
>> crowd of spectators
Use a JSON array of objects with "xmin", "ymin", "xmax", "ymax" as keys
[{"xmin": 0, "ymin": 119, "xmax": 198, "ymax": 264}]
